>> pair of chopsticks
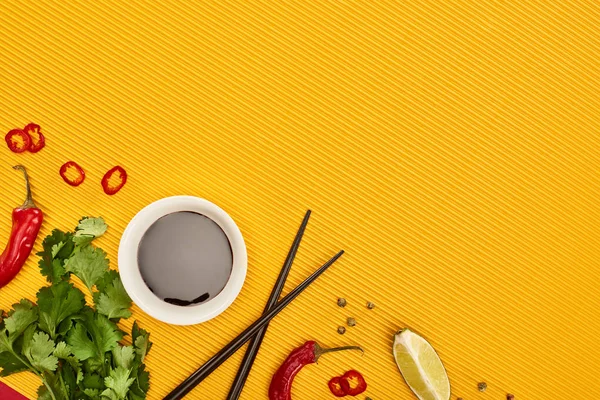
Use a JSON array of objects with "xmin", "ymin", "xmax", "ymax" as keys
[{"xmin": 164, "ymin": 210, "xmax": 344, "ymax": 400}]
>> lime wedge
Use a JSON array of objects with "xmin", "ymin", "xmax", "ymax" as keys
[{"xmin": 393, "ymin": 329, "xmax": 451, "ymax": 400}]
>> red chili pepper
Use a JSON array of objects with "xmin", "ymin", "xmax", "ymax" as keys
[
  {"xmin": 339, "ymin": 370, "xmax": 367, "ymax": 396},
  {"xmin": 101, "ymin": 165, "xmax": 127, "ymax": 195},
  {"xmin": 23, "ymin": 123, "xmax": 45, "ymax": 153},
  {"xmin": 5, "ymin": 129, "xmax": 31, "ymax": 153},
  {"xmin": 59, "ymin": 161, "xmax": 86, "ymax": 186},
  {"xmin": 269, "ymin": 341, "xmax": 363, "ymax": 400},
  {"xmin": 0, "ymin": 166, "xmax": 43, "ymax": 288},
  {"xmin": 328, "ymin": 376, "xmax": 347, "ymax": 397}
]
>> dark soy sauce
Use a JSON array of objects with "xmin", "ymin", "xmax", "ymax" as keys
[{"xmin": 137, "ymin": 211, "xmax": 233, "ymax": 306}]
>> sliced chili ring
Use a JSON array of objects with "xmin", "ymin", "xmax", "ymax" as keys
[
  {"xmin": 24, "ymin": 123, "xmax": 45, "ymax": 153},
  {"xmin": 101, "ymin": 166, "xmax": 127, "ymax": 195},
  {"xmin": 5, "ymin": 129, "xmax": 31, "ymax": 153},
  {"xmin": 60, "ymin": 161, "xmax": 86, "ymax": 186},
  {"xmin": 340, "ymin": 370, "xmax": 367, "ymax": 396},
  {"xmin": 328, "ymin": 376, "xmax": 347, "ymax": 397}
]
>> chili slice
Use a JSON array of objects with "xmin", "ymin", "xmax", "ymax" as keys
[
  {"xmin": 24, "ymin": 123, "xmax": 45, "ymax": 153},
  {"xmin": 101, "ymin": 165, "xmax": 127, "ymax": 195},
  {"xmin": 5, "ymin": 129, "xmax": 31, "ymax": 153},
  {"xmin": 59, "ymin": 161, "xmax": 86, "ymax": 186},
  {"xmin": 328, "ymin": 376, "xmax": 347, "ymax": 397},
  {"xmin": 339, "ymin": 370, "xmax": 367, "ymax": 396}
]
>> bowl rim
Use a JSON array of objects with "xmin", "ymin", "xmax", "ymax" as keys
[{"xmin": 118, "ymin": 195, "xmax": 247, "ymax": 325}]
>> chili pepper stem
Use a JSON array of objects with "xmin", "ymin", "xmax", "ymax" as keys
[
  {"xmin": 314, "ymin": 344, "xmax": 364, "ymax": 363},
  {"xmin": 13, "ymin": 165, "xmax": 36, "ymax": 209}
]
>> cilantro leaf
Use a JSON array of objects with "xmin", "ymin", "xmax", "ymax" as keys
[
  {"xmin": 112, "ymin": 346, "xmax": 135, "ymax": 369},
  {"xmin": 67, "ymin": 311, "xmax": 122, "ymax": 362},
  {"xmin": 95, "ymin": 270, "xmax": 120, "ymax": 293},
  {"xmin": 37, "ymin": 372, "xmax": 65, "ymax": 400},
  {"xmin": 74, "ymin": 217, "xmax": 108, "ymax": 247},
  {"xmin": 37, "ymin": 384, "xmax": 53, "ymax": 400},
  {"xmin": 90, "ymin": 314, "xmax": 123, "ymax": 355},
  {"xmin": 59, "ymin": 352, "xmax": 83, "ymax": 390},
  {"xmin": 37, "ymin": 281, "xmax": 85, "ymax": 339},
  {"xmin": 4, "ymin": 299, "xmax": 38, "ymax": 344},
  {"xmin": 60, "ymin": 360, "xmax": 78, "ymax": 398},
  {"xmin": 84, "ymin": 388, "xmax": 101, "ymax": 399},
  {"xmin": 95, "ymin": 275, "xmax": 132, "ymax": 320},
  {"xmin": 83, "ymin": 373, "xmax": 105, "ymax": 389},
  {"xmin": 131, "ymin": 322, "xmax": 151, "ymax": 363},
  {"xmin": 19, "ymin": 323, "xmax": 37, "ymax": 358},
  {"xmin": 66, "ymin": 246, "xmax": 109, "ymax": 292},
  {"xmin": 51, "ymin": 242, "xmax": 66, "ymax": 258},
  {"xmin": 53, "ymin": 342, "xmax": 72, "ymax": 359},
  {"xmin": 103, "ymin": 367, "xmax": 135, "ymax": 400},
  {"xmin": 128, "ymin": 362, "xmax": 150, "ymax": 400},
  {"xmin": 25, "ymin": 332, "xmax": 58, "ymax": 372},
  {"xmin": 0, "ymin": 329, "xmax": 10, "ymax": 354},
  {"xmin": 0, "ymin": 351, "xmax": 29, "ymax": 376},
  {"xmin": 37, "ymin": 229, "xmax": 74, "ymax": 283},
  {"xmin": 136, "ymin": 365, "xmax": 149, "ymax": 393},
  {"xmin": 101, "ymin": 389, "xmax": 120, "ymax": 400},
  {"xmin": 66, "ymin": 323, "xmax": 95, "ymax": 361}
]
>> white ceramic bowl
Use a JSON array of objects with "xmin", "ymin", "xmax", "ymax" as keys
[{"xmin": 118, "ymin": 196, "xmax": 247, "ymax": 325}]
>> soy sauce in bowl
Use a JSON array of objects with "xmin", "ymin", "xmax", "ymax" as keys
[{"xmin": 137, "ymin": 211, "xmax": 233, "ymax": 307}]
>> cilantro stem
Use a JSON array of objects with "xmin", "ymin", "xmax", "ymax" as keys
[
  {"xmin": 42, "ymin": 377, "xmax": 58, "ymax": 400},
  {"xmin": 7, "ymin": 348, "xmax": 59, "ymax": 400},
  {"xmin": 58, "ymin": 369, "xmax": 69, "ymax": 399},
  {"xmin": 8, "ymin": 348, "xmax": 37, "ymax": 376}
]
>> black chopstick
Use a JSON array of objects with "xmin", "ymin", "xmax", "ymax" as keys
[
  {"xmin": 163, "ymin": 250, "xmax": 345, "ymax": 400},
  {"xmin": 226, "ymin": 210, "xmax": 311, "ymax": 400}
]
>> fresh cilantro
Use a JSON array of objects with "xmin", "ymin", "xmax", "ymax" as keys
[
  {"xmin": 60, "ymin": 360, "xmax": 79, "ymax": 398},
  {"xmin": 83, "ymin": 388, "xmax": 101, "ymax": 399},
  {"xmin": 73, "ymin": 217, "xmax": 108, "ymax": 247},
  {"xmin": 102, "ymin": 366, "xmax": 135, "ymax": 400},
  {"xmin": 0, "ymin": 352, "xmax": 29, "ymax": 377},
  {"xmin": 129, "ymin": 363, "xmax": 150, "ymax": 400},
  {"xmin": 37, "ymin": 229, "xmax": 74, "ymax": 283},
  {"xmin": 37, "ymin": 371, "xmax": 64, "ymax": 400},
  {"xmin": 112, "ymin": 346, "xmax": 135, "ymax": 370},
  {"xmin": 53, "ymin": 342, "xmax": 71, "ymax": 358},
  {"xmin": 96, "ymin": 270, "xmax": 120, "ymax": 293},
  {"xmin": 51, "ymin": 242, "xmax": 65, "ymax": 258},
  {"xmin": 37, "ymin": 281, "xmax": 85, "ymax": 339},
  {"xmin": 95, "ymin": 274, "xmax": 132, "ymax": 320},
  {"xmin": 0, "ymin": 217, "xmax": 152, "ymax": 400},
  {"xmin": 20, "ymin": 324, "xmax": 37, "ymax": 357},
  {"xmin": 25, "ymin": 332, "xmax": 58, "ymax": 372},
  {"xmin": 132, "ymin": 322, "xmax": 152, "ymax": 363},
  {"xmin": 83, "ymin": 373, "xmax": 105, "ymax": 389},
  {"xmin": 66, "ymin": 245, "xmax": 109, "ymax": 293},
  {"xmin": 68, "ymin": 311, "xmax": 123, "ymax": 364},
  {"xmin": 4, "ymin": 299, "xmax": 38, "ymax": 344},
  {"xmin": 66, "ymin": 323, "xmax": 95, "ymax": 361}
]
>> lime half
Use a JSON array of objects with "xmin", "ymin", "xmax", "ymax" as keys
[{"xmin": 393, "ymin": 329, "xmax": 451, "ymax": 400}]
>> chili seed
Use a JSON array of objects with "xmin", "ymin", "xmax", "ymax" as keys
[
  {"xmin": 337, "ymin": 298, "xmax": 347, "ymax": 307},
  {"xmin": 337, "ymin": 326, "xmax": 346, "ymax": 335},
  {"xmin": 477, "ymin": 382, "xmax": 488, "ymax": 392},
  {"xmin": 347, "ymin": 317, "xmax": 357, "ymax": 327},
  {"xmin": 507, "ymin": 395, "xmax": 515, "ymax": 400},
  {"xmin": 366, "ymin": 301, "xmax": 375, "ymax": 309}
]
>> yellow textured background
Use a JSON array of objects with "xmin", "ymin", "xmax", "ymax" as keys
[{"xmin": 1, "ymin": 1, "xmax": 599, "ymax": 399}]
